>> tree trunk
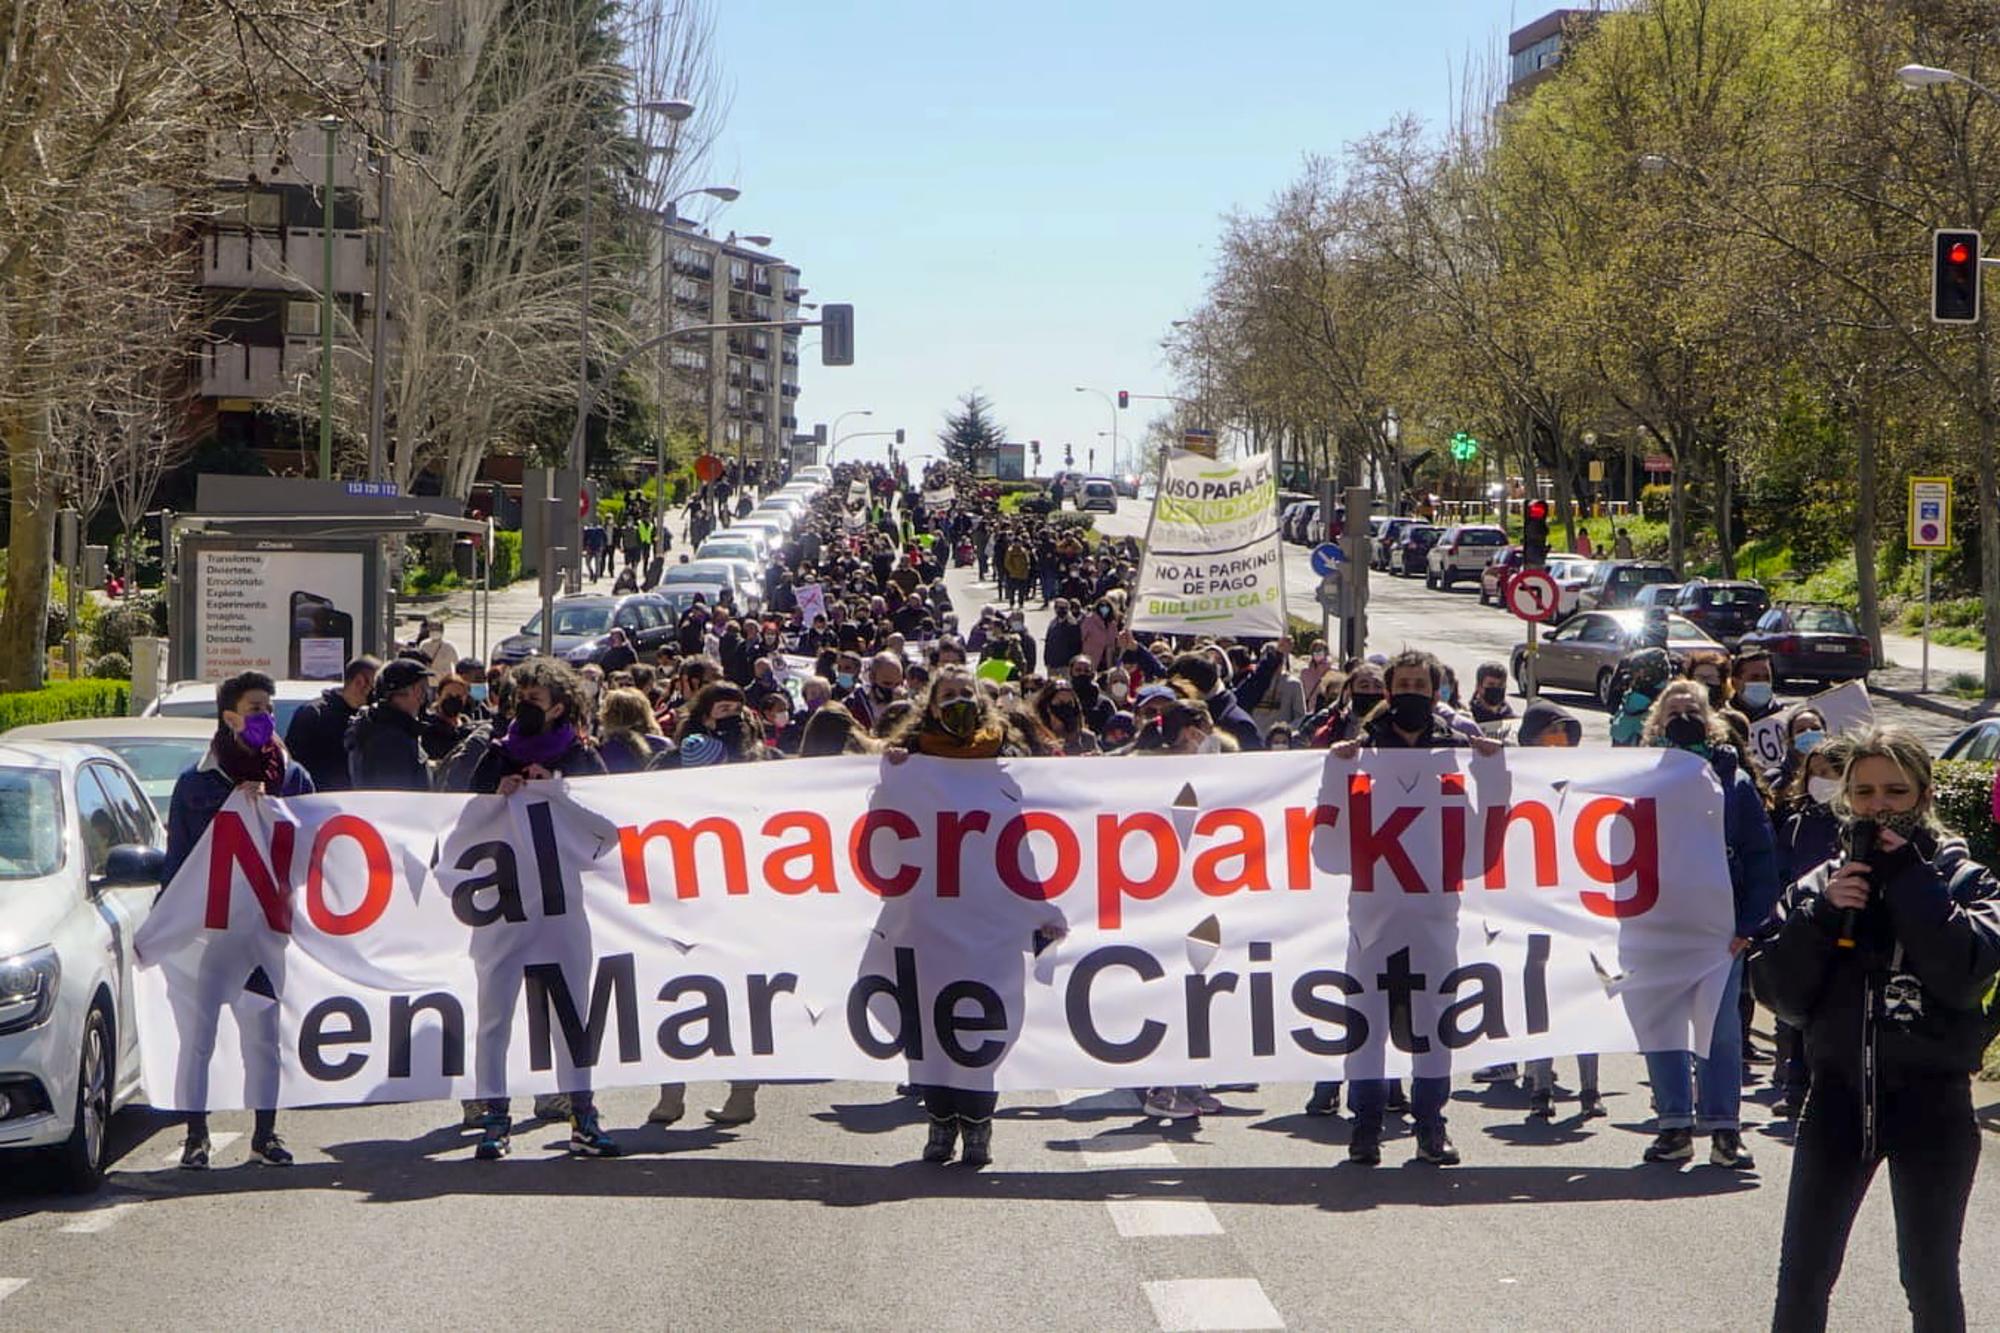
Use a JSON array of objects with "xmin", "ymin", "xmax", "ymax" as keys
[
  {"xmin": 1714, "ymin": 444, "xmax": 1736, "ymax": 578},
  {"xmin": 1667, "ymin": 431, "xmax": 1688, "ymax": 575},
  {"xmin": 1981, "ymin": 398, "xmax": 1999, "ymax": 700},
  {"xmin": 1853, "ymin": 402, "xmax": 1883, "ymax": 667},
  {"xmin": 0, "ymin": 402, "xmax": 54, "ymax": 692}
]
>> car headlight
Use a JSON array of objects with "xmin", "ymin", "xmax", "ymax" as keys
[
  {"xmin": 0, "ymin": 945, "xmax": 60, "ymax": 1035},
  {"xmin": 565, "ymin": 640, "xmax": 602, "ymax": 663}
]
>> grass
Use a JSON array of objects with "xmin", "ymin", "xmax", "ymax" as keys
[{"xmin": 1945, "ymin": 671, "xmax": 1987, "ymax": 701}]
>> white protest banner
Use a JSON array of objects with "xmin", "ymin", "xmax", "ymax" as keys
[
  {"xmin": 133, "ymin": 750, "xmax": 1735, "ymax": 1111},
  {"xmin": 923, "ymin": 485, "xmax": 956, "ymax": 509},
  {"xmin": 1128, "ymin": 448, "xmax": 1287, "ymax": 639},
  {"xmin": 1747, "ymin": 680, "xmax": 1873, "ymax": 773},
  {"xmin": 795, "ymin": 582, "xmax": 828, "ymax": 627}
]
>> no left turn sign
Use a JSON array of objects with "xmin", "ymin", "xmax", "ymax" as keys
[{"xmin": 1505, "ymin": 568, "xmax": 1560, "ymax": 623}]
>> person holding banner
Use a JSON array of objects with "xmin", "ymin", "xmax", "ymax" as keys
[
  {"xmin": 1756, "ymin": 726, "xmax": 2000, "ymax": 1333},
  {"xmin": 883, "ymin": 666, "xmax": 1029, "ymax": 1165},
  {"xmin": 163, "ymin": 670, "xmax": 316, "ymax": 1169},
  {"xmin": 1636, "ymin": 681, "xmax": 1777, "ymax": 1170}
]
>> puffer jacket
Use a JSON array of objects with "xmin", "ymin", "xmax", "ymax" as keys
[{"xmin": 1753, "ymin": 832, "xmax": 2000, "ymax": 1088}]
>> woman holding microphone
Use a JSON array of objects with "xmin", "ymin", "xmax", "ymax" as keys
[{"xmin": 1755, "ymin": 726, "xmax": 2000, "ymax": 1331}]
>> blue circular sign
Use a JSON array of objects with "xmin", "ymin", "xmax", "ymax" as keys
[{"xmin": 1310, "ymin": 543, "xmax": 1346, "ymax": 577}]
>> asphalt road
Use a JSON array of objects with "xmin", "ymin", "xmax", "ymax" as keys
[{"xmin": 5, "ymin": 503, "xmax": 1986, "ymax": 1331}]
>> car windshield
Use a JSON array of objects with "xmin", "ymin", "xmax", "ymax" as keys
[
  {"xmin": 520, "ymin": 605, "xmax": 613, "ymax": 637},
  {"xmin": 0, "ymin": 767, "xmax": 63, "ymax": 878},
  {"xmin": 1460, "ymin": 529, "xmax": 1505, "ymax": 544},
  {"xmin": 699, "ymin": 545, "xmax": 756, "ymax": 561},
  {"xmin": 667, "ymin": 564, "xmax": 735, "ymax": 584},
  {"xmin": 1707, "ymin": 586, "xmax": 1767, "ymax": 606},
  {"xmin": 1614, "ymin": 566, "xmax": 1675, "ymax": 586},
  {"xmin": 97, "ymin": 739, "xmax": 207, "ymax": 814},
  {"xmin": 1793, "ymin": 606, "xmax": 1859, "ymax": 634}
]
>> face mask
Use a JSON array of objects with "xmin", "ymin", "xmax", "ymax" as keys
[
  {"xmin": 1388, "ymin": 692, "xmax": 1434, "ymax": 732},
  {"xmin": 1662, "ymin": 713, "xmax": 1708, "ymax": 750},
  {"xmin": 471, "ymin": 683, "xmax": 489, "ymax": 703},
  {"xmin": 1311, "ymin": 652, "xmax": 1328, "ymax": 665},
  {"xmin": 1196, "ymin": 732, "xmax": 1222, "ymax": 754},
  {"xmin": 1051, "ymin": 701, "xmax": 1080, "ymax": 723},
  {"xmin": 1793, "ymin": 729, "xmax": 1825, "ymax": 754},
  {"xmin": 1109, "ymin": 682, "xmax": 1129, "ymax": 701},
  {"xmin": 836, "ymin": 671, "xmax": 856, "ymax": 689},
  {"xmin": 767, "ymin": 712, "xmax": 791, "ymax": 732},
  {"xmin": 1351, "ymin": 691, "xmax": 1385, "ymax": 714},
  {"xmin": 1705, "ymin": 685, "xmax": 1728, "ymax": 710},
  {"xmin": 514, "ymin": 701, "xmax": 547, "ymax": 737},
  {"xmin": 713, "ymin": 714, "xmax": 745, "ymax": 742},
  {"xmin": 1482, "ymin": 686, "xmax": 1505, "ymax": 705},
  {"xmin": 1874, "ymin": 808, "xmax": 1926, "ymax": 839},
  {"xmin": 240, "ymin": 712, "xmax": 275, "ymax": 749},
  {"xmin": 441, "ymin": 695, "xmax": 466, "ymax": 718},
  {"xmin": 1439, "ymin": 683, "xmax": 1456, "ymax": 704},
  {"xmin": 1740, "ymin": 681, "xmax": 1774, "ymax": 710},
  {"xmin": 1097, "ymin": 605, "xmax": 1112, "ymax": 619},
  {"xmin": 1807, "ymin": 776, "xmax": 1842, "ymax": 807},
  {"xmin": 940, "ymin": 698, "xmax": 981, "ymax": 737}
]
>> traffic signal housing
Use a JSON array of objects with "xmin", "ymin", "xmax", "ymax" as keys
[
  {"xmin": 820, "ymin": 303, "xmax": 855, "ymax": 364},
  {"xmin": 1933, "ymin": 229, "xmax": 1981, "ymax": 324},
  {"xmin": 1117, "ymin": 390, "xmax": 1129, "ymax": 409},
  {"xmin": 1522, "ymin": 498, "xmax": 1551, "ymax": 569},
  {"xmin": 894, "ymin": 428, "xmax": 905, "ymax": 445}
]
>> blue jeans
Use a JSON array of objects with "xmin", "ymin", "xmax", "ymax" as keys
[
  {"xmin": 1644, "ymin": 957, "xmax": 1743, "ymax": 1133},
  {"xmin": 1350, "ymin": 1076, "xmax": 1449, "ymax": 1134}
]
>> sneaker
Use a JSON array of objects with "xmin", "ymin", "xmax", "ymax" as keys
[
  {"xmin": 1304, "ymin": 1085, "xmax": 1341, "ymax": 1116},
  {"xmin": 1347, "ymin": 1126, "xmax": 1382, "ymax": 1166},
  {"xmin": 1140, "ymin": 1087, "xmax": 1196, "ymax": 1120},
  {"xmin": 1415, "ymin": 1127, "xmax": 1461, "ymax": 1165},
  {"xmin": 179, "ymin": 1137, "xmax": 211, "ymax": 1171},
  {"xmin": 474, "ymin": 1113, "xmax": 511, "ymax": 1161},
  {"xmin": 1187, "ymin": 1089, "xmax": 1225, "ymax": 1115},
  {"xmin": 1644, "ymin": 1128, "xmax": 1695, "ymax": 1163},
  {"xmin": 1472, "ymin": 1063, "xmax": 1518, "ymax": 1083},
  {"xmin": 1578, "ymin": 1089, "xmax": 1608, "ymax": 1120},
  {"xmin": 568, "ymin": 1110, "xmax": 621, "ymax": 1158},
  {"xmin": 249, "ymin": 1134, "xmax": 293, "ymax": 1167},
  {"xmin": 1528, "ymin": 1089, "xmax": 1555, "ymax": 1121},
  {"xmin": 533, "ymin": 1093, "xmax": 572, "ymax": 1121},
  {"xmin": 1710, "ymin": 1130, "xmax": 1755, "ymax": 1169}
]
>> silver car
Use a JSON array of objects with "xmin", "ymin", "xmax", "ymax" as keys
[{"xmin": 1512, "ymin": 608, "xmax": 1721, "ymax": 708}]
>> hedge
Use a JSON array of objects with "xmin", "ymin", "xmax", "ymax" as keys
[
  {"xmin": 0, "ymin": 679, "xmax": 131, "ymax": 731},
  {"xmin": 1934, "ymin": 759, "xmax": 1998, "ymax": 872},
  {"xmin": 491, "ymin": 529, "xmax": 522, "ymax": 586}
]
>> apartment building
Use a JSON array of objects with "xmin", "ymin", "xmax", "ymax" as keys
[
  {"xmin": 1507, "ymin": 8, "xmax": 1601, "ymax": 99},
  {"xmin": 659, "ymin": 223, "xmax": 804, "ymax": 468}
]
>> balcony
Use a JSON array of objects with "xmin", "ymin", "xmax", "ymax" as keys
[
  {"xmin": 199, "ymin": 342, "xmax": 286, "ymax": 398},
  {"xmin": 781, "ymin": 383, "xmax": 800, "ymax": 398},
  {"xmin": 207, "ymin": 125, "xmax": 365, "ymax": 193},
  {"xmin": 204, "ymin": 227, "xmax": 370, "ymax": 295}
]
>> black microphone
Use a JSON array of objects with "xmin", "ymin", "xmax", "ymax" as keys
[{"xmin": 1838, "ymin": 818, "xmax": 1878, "ymax": 950}]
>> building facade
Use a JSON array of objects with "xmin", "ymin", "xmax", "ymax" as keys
[
  {"xmin": 1507, "ymin": 8, "xmax": 1600, "ymax": 99},
  {"xmin": 658, "ymin": 224, "xmax": 804, "ymax": 470}
]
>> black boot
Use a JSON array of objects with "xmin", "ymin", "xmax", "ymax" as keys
[
  {"xmin": 958, "ymin": 1116, "xmax": 992, "ymax": 1168},
  {"xmin": 922, "ymin": 1115, "xmax": 958, "ymax": 1164}
]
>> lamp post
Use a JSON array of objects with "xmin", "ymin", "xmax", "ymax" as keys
[
  {"xmin": 365, "ymin": 0, "xmax": 397, "ymax": 484},
  {"xmin": 830, "ymin": 409, "xmax": 873, "ymax": 457},
  {"xmin": 318, "ymin": 115, "xmax": 340, "ymax": 479},
  {"xmin": 1073, "ymin": 386, "xmax": 1118, "ymax": 473}
]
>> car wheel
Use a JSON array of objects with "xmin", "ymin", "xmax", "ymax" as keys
[
  {"xmin": 1596, "ymin": 669, "xmax": 1618, "ymax": 711},
  {"xmin": 53, "ymin": 1004, "xmax": 112, "ymax": 1193}
]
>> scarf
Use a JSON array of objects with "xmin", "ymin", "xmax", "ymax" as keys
[
  {"xmin": 496, "ymin": 721, "xmax": 578, "ymax": 768},
  {"xmin": 214, "ymin": 726, "xmax": 286, "ymax": 788},
  {"xmin": 914, "ymin": 720, "xmax": 1007, "ymax": 759}
]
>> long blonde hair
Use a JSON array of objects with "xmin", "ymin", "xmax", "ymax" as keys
[
  {"xmin": 1639, "ymin": 679, "xmax": 1732, "ymax": 749},
  {"xmin": 1824, "ymin": 725, "xmax": 1944, "ymax": 833}
]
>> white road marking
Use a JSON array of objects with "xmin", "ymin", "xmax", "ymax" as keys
[
  {"xmin": 60, "ymin": 1202, "xmax": 140, "ymax": 1234},
  {"xmin": 1105, "ymin": 1198, "xmax": 1223, "ymax": 1238},
  {"xmin": 1079, "ymin": 1135, "xmax": 1180, "ymax": 1170},
  {"xmin": 1143, "ymin": 1277, "xmax": 1285, "ymax": 1331},
  {"xmin": 160, "ymin": 1130, "xmax": 239, "ymax": 1164},
  {"xmin": 0, "ymin": 1279, "xmax": 26, "ymax": 1304},
  {"xmin": 1060, "ymin": 1088, "xmax": 1141, "ymax": 1112}
]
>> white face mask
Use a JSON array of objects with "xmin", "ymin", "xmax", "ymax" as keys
[
  {"xmin": 1740, "ymin": 681, "xmax": 1774, "ymax": 710},
  {"xmin": 1807, "ymin": 776, "xmax": 1842, "ymax": 807},
  {"xmin": 1197, "ymin": 732, "xmax": 1223, "ymax": 755}
]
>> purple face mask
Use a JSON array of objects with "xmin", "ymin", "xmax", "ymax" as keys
[{"xmin": 241, "ymin": 712, "xmax": 275, "ymax": 748}]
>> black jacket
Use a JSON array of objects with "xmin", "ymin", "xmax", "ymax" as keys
[
  {"xmin": 1043, "ymin": 617, "xmax": 1083, "ymax": 673},
  {"xmin": 1361, "ymin": 708, "xmax": 1475, "ymax": 749},
  {"xmin": 467, "ymin": 733, "xmax": 608, "ymax": 792},
  {"xmin": 1753, "ymin": 833, "xmax": 2000, "ymax": 1086},
  {"xmin": 600, "ymin": 731, "xmax": 673, "ymax": 774},
  {"xmin": 345, "ymin": 703, "xmax": 431, "ymax": 791},
  {"xmin": 284, "ymin": 688, "xmax": 361, "ymax": 791}
]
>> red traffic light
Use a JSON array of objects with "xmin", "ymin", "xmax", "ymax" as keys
[
  {"xmin": 1950, "ymin": 242, "xmax": 1972, "ymax": 265},
  {"xmin": 1117, "ymin": 390, "xmax": 1130, "ymax": 409},
  {"xmin": 1526, "ymin": 500, "xmax": 1550, "ymax": 521}
]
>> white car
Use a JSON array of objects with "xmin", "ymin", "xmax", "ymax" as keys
[
  {"xmin": 6, "ymin": 717, "xmax": 213, "ymax": 816},
  {"xmin": 1078, "ymin": 479, "xmax": 1119, "ymax": 513},
  {"xmin": 731, "ymin": 515, "xmax": 790, "ymax": 547},
  {"xmin": 1544, "ymin": 556, "xmax": 1600, "ymax": 623},
  {"xmin": 1424, "ymin": 524, "xmax": 1509, "ymax": 589},
  {"xmin": 0, "ymin": 741, "xmax": 165, "ymax": 1190},
  {"xmin": 796, "ymin": 465, "xmax": 832, "ymax": 485},
  {"xmin": 663, "ymin": 559, "xmax": 759, "ymax": 614},
  {"xmin": 144, "ymin": 678, "xmax": 329, "ymax": 734},
  {"xmin": 708, "ymin": 526, "xmax": 775, "ymax": 560}
]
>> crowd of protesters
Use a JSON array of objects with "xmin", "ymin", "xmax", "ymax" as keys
[{"xmin": 160, "ymin": 455, "xmax": 1998, "ymax": 1329}]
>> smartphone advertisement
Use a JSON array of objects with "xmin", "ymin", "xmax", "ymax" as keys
[{"xmin": 193, "ymin": 547, "xmax": 366, "ymax": 681}]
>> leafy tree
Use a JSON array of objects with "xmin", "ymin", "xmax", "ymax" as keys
[{"xmin": 937, "ymin": 392, "xmax": 1008, "ymax": 472}]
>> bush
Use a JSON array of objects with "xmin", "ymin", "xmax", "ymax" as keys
[
  {"xmin": 87, "ymin": 652, "xmax": 131, "ymax": 680},
  {"xmin": 491, "ymin": 529, "xmax": 523, "ymax": 586},
  {"xmin": 1638, "ymin": 483, "xmax": 1672, "ymax": 521},
  {"xmin": 44, "ymin": 600, "xmax": 68, "ymax": 649},
  {"xmin": 0, "ymin": 679, "xmax": 130, "ymax": 731},
  {"xmin": 90, "ymin": 604, "xmax": 157, "ymax": 660},
  {"xmin": 1047, "ymin": 511, "xmax": 1097, "ymax": 536},
  {"xmin": 1934, "ymin": 760, "xmax": 1998, "ymax": 873}
]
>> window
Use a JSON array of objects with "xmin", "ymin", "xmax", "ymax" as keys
[
  {"xmin": 0, "ymin": 768, "xmax": 63, "ymax": 878},
  {"xmin": 1794, "ymin": 607, "xmax": 1858, "ymax": 635},
  {"xmin": 90, "ymin": 762, "xmax": 157, "ymax": 849},
  {"xmin": 1580, "ymin": 618, "xmax": 1624, "ymax": 645},
  {"xmin": 75, "ymin": 768, "xmax": 121, "ymax": 877},
  {"xmin": 287, "ymin": 299, "xmax": 322, "ymax": 336},
  {"xmin": 246, "ymin": 189, "xmax": 283, "ymax": 229}
]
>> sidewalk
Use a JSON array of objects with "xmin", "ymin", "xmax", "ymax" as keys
[{"xmin": 1871, "ymin": 628, "xmax": 1993, "ymax": 722}]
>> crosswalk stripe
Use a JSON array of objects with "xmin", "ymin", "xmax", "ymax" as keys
[
  {"xmin": 1105, "ymin": 1198, "xmax": 1223, "ymax": 1237},
  {"xmin": 0, "ymin": 1279, "xmax": 27, "ymax": 1305},
  {"xmin": 60, "ymin": 1202, "xmax": 141, "ymax": 1234},
  {"xmin": 1079, "ymin": 1136, "xmax": 1179, "ymax": 1170},
  {"xmin": 159, "ymin": 1130, "xmax": 239, "ymax": 1164},
  {"xmin": 1143, "ymin": 1278, "xmax": 1285, "ymax": 1331}
]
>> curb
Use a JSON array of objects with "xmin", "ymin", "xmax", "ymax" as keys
[{"xmin": 1871, "ymin": 683, "xmax": 1995, "ymax": 725}]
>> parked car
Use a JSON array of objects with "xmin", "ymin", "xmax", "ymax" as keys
[
  {"xmin": 144, "ymin": 679, "xmax": 326, "ymax": 733},
  {"xmin": 493, "ymin": 593, "xmax": 678, "ymax": 666},
  {"xmin": 1479, "ymin": 546, "xmax": 1524, "ymax": 606},
  {"xmin": 661, "ymin": 560, "xmax": 761, "ymax": 616},
  {"xmin": 4, "ymin": 718, "xmax": 213, "ymax": 816},
  {"xmin": 1372, "ymin": 517, "xmax": 1421, "ymax": 571},
  {"xmin": 1425, "ymin": 524, "xmax": 1509, "ymax": 589},
  {"xmin": 0, "ymin": 740, "xmax": 166, "ymax": 1189},
  {"xmin": 796, "ymin": 465, "xmax": 832, "ymax": 485},
  {"xmin": 1078, "ymin": 479, "xmax": 1119, "ymax": 513},
  {"xmin": 1674, "ymin": 579, "xmax": 1771, "ymax": 646},
  {"xmin": 1941, "ymin": 718, "xmax": 2000, "ymax": 761},
  {"xmin": 1283, "ymin": 500, "xmax": 1321, "ymax": 545},
  {"xmin": 1736, "ymin": 602, "xmax": 1874, "ymax": 687},
  {"xmin": 1544, "ymin": 556, "xmax": 1600, "ymax": 622},
  {"xmin": 1511, "ymin": 608, "xmax": 1722, "ymax": 708},
  {"xmin": 1632, "ymin": 582, "xmax": 1684, "ymax": 610},
  {"xmin": 1114, "ymin": 473, "xmax": 1142, "ymax": 499},
  {"xmin": 695, "ymin": 535, "xmax": 767, "ymax": 569},
  {"xmin": 1576, "ymin": 560, "xmax": 1679, "ymax": 612},
  {"xmin": 1394, "ymin": 525, "xmax": 1443, "ymax": 577}
]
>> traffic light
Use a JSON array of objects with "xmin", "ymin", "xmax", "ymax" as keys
[
  {"xmin": 894, "ymin": 428, "xmax": 905, "ymax": 445},
  {"xmin": 1031, "ymin": 440, "xmax": 1042, "ymax": 465},
  {"xmin": 1933, "ymin": 229, "xmax": 1981, "ymax": 324},
  {"xmin": 1117, "ymin": 390, "xmax": 1129, "ymax": 409},
  {"xmin": 1064, "ymin": 443, "xmax": 1074, "ymax": 466},
  {"xmin": 820, "ymin": 303, "xmax": 855, "ymax": 364},
  {"xmin": 1522, "ymin": 498, "xmax": 1551, "ymax": 569}
]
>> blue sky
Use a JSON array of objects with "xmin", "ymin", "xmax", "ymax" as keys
[{"xmin": 703, "ymin": 1, "xmax": 1526, "ymax": 469}]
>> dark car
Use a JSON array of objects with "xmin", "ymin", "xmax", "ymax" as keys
[
  {"xmin": 1395, "ymin": 525, "xmax": 1442, "ymax": 577},
  {"xmin": 1372, "ymin": 517, "xmax": 1421, "ymax": 571},
  {"xmin": 493, "ymin": 593, "xmax": 676, "ymax": 666},
  {"xmin": 1737, "ymin": 602, "xmax": 1873, "ymax": 687},
  {"xmin": 1576, "ymin": 560, "xmax": 1679, "ymax": 612},
  {"xmin": 1941, "ymin": 719, "xmax": 2000, "ymax": 761},
  {"xmin": 1674, "ymin": 579, "xmax": 1771, "ymax": 646}
]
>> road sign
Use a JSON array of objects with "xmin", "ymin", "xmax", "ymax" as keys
[
  {"xmin": 1316, "ymin": 574, "xmax": 1344, "ymax": 613},
  {"xmin": 694, "ymin": 453, "xmax": 725, "ymax": 484},
  {"xmin": 1183, "ymin": 428, "xmax": 1218, "ymax": 459},
  {"xmin": 1310, "ymin": 542, "xmax": 1346, "ymax": 577},
  {"xmin": 579, "ymin": 480, "xmax": 594, "ymax": 520},
  {"xmin": 1908, "ymin": 476, "xmax": 1952, "ymax": 550},
  {"xmin": 1505, "ymin": 568, "xmax": 1560, "ymax": 622}
]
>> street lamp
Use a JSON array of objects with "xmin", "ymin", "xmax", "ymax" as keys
[
  {"xmin": 1074, "ymin": 385, "xmax": 1119, "ymax": 473},
  {"xmin": 1894, "ymin": 62, "xmax": 2000, "ymax": 102}
]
